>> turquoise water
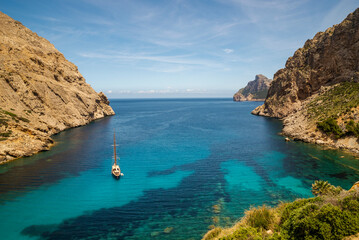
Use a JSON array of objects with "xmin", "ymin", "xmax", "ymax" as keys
[{"xmin": 0, "ymin": 99, "xmax": 359, "ymax": 240}]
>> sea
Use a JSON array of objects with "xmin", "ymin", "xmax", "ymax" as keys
[{"xmin": 0, "ymin": 98, "xmax": 359, "ymax": 240}]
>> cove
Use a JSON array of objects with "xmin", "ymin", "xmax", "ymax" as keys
[{"xmin": 0, "ymin": 99, "xmax": 358, "ymax": 240}]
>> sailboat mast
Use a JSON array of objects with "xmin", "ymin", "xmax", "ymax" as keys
[{"xmin": 114, "ymin": 132, "xmax": 117, "ymax": 165}]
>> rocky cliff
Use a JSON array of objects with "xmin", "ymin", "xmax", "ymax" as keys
[
  {"xmin": 252, "ymin": 8, "xmax": 359, "ymax": 154},
  {"xmin": 253, "ymin": 8, "xmax": 359, "ymax": 118},
  {"xmin": 0, "ymin": 11, "xmax": 115, "ymax": 163},
  {"xmin": 233, "ymin": 74, "xmax": 271, "ymax": 101}
]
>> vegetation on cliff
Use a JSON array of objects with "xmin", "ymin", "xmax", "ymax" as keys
[
  {"xmin": 0, "ymin": 108, "xmax": 30, "ymax": 141},
  {"xmin": 236, "ymin": 89, "xmax": 269, "ymax": 101},
  {"xmin": 203, "ymin": 181, "xmax": 359, "ymax": 240},
  {"xmin": 308, "ymin": 82, "xmax": 359, "ymax": 121},
  {"xmin": 308, "ymin": 82, "xmax": 359, "ymax": 140}
]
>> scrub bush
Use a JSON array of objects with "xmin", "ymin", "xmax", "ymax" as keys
[
  {"xmin": 317, "ymin": 118, "xmax": 344, "ymax": 138},
  {"xmin": 346, "ymin": 120, "xmax": 359, "ymax": 137}
]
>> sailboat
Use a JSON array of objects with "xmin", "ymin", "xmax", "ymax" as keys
[{"xmin": 112, "ymin": 132, "xmax": 123, "ymax": 179}]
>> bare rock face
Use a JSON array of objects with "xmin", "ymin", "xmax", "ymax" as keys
[
  {"xmin": 233, "ymin": 74, "xmax": 272, "ymax": 101},
  {"xmin": 252, "ymin": 8, "xmax": 359, "ymax": 118},
  {"xmin": 0, "ymin": 11, "xmax": 115, "ymax": 163}
]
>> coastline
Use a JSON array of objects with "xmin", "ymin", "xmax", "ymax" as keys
[
  {"xmin": 0, "ymin": 114, "xmax": 115, "ymax": 164},
  {"xmin": 252, "ymin": 90, "xmax": 359, "ymax": 157},
  {"xmin": 251, "ymin": 112, "xmax": 359, "ymax": 158}
]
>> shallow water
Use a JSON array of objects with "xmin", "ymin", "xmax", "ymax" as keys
[{"xmin": 0, "ymin": 99, "xmax": 358, "ymax": 239}]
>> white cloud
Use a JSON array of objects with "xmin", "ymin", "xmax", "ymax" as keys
[
  {"xmin": 142, "ymin": 65, "xmax": 189, "ymax": 73},
  {"xmin": 79, "ymin": 51, "xmax": 224, "ymax": 69},
  {"xmin": 137, "ymin": 90, "xmax": 156, "ymax": 94},
  {"xmin": 223, "ymin": 48, "xmax": 234, "ymax": 54},
  {"xmin": 223, "ymin": 0, "xmax": 306, "ymax": 11},
  {"xmin": 117, "ymin": 90, "xmax": 132, "ymax": 94},
  {"xmin": 135, "ymin": 88, "xmax": 208, "ymax": 95}
]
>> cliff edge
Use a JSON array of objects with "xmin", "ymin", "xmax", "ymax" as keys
[
  {"xmin": 0, "ymin": 11, "xmax": 115, "ymax": 163},
  {"xmin": 252, "ymin": 8, "xmax": 359, "ymax": 154},
  {"xmin": 233, "ymin": 74, "xmax": 271, "ymax": 101}
]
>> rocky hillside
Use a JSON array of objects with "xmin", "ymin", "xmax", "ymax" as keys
[
  {"xmin": 252, "ymin": 8, "xmax": 359, "ymax": 154},
  {"xmin": 233, "ymin": 74, "xmax": 271, "ymax": 101},
  {"xmin": 0, "ymin": 11, "xmax": 115, "ymax": 163}
]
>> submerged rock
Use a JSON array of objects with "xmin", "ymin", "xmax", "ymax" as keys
[
  {"xmin": 150, "ymin": 231, "xmax": 160, "ymax": 237},
  {"xmin": 163, "ymin": 227, "xmax": 173, "ymax": 234},
  {"xmin": 212, "ymin": 204, "xmax": 221, "ymax": 214}
]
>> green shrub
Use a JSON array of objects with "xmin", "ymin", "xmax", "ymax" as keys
[
  {"xmin": 312, "ymin": 180, "xmax": 331, "ymax": 196},
  {"xmin": 18, "ymin": 116, "xmax": 30, "ymax": 123},
  {"xmin": 0, "ymin": 130, "xmax": 12, "ymax": 138},
  {"xmin": 280, "ymin": 181, "xmax": 359, "ymax": 240},
  {"xmin": 0, "ymin": 109, "xmax": 30, "ymax": 123},
  {"xmin": 281, "ymin": 202, "xmax": 359, "ymax": 240},
  {"xmin": 340, "ymin": 195, "xmax": 359, "ymax": 212},
  {"xmin": 2, "ymin": 110, "xmax": 17, "ymax": 118},
  {"xmin": 311, "ymin": 180, "xmax": 342, "ymax": 196},
  {"xmin": 0, "ymin": 118, "xmax": 8, "ymax": 127},
  {"xmin": 280, "ymin": 198, "xmax": 323, "ymax": 224},
  {"xmin": 317, "ymin": 118, "xmax": 344, "ymax": 138},
  {"xmin": 346, "ymin": 120, "xmax": 359, "ymax": 137}
]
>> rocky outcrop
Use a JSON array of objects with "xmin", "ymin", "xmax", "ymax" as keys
[
  {"xmin": 233, "ymin": 74, "xmax": 271, "ymax": 101},
  {"xmin": 350, "ymin": 181, "xmax": 359, "ymax": 191},
  {"xmin": 0, "ymin": 11, "xmax": 115, "ymax": 163},
  {"xmin": 251, "ymin": 8, "xmax": 359, "ymax": 155},
  {"xmin": 253, "ymin": 8, "xmax": 359, "ymax": 118}
]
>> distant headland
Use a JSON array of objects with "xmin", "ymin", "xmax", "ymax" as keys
[{"xmin": 233, "ymin": 74, "xmax": 272, "ymax": 102}]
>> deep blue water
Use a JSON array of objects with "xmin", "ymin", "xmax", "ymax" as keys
[{"xmin": 0, "ymin": 99, "xmax": 359, "ymax": 240}]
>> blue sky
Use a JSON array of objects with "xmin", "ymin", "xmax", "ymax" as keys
[{"xmin": 1, "ymin": 0, "xmax": 358, "ymax": 98}]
